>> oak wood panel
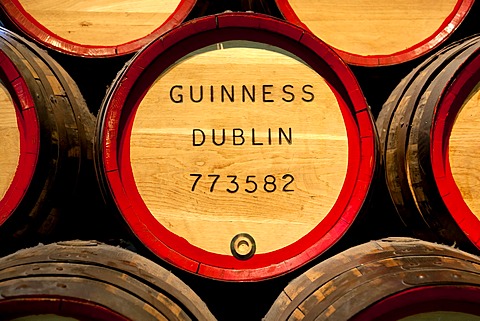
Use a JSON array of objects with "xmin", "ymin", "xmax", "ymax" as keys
[
  {"xmin": 18, "ymin": 0, "xmax": 182, "ymax": 46},
  {"xmin": 287, "ymin": 0, "xmax": 458, "ymax": 56},
  {"xmin": 130, "ymin": 43, "xmax": 348, "ymax": 255}
]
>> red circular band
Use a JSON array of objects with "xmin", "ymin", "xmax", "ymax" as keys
[
  {"xmin": 99, "ymin": 13, "xmax": 376, "ymax": 281},
  {"xmin": 431, "ymin": 50, "xmax": 480, "ymax": 249},
  {"xmin": 0, "ymin": 49, "xmax": 39, "ymax": 227},
  {"xmin": 275, "ymin": 0, "xmax": 474, "ymax": 66},
  {"xmin": 1, "ymin": 0, "xmax": 197, "ymax": 57}
]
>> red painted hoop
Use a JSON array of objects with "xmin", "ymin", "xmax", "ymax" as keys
[
  {"xmin": 431, "ymin": 50, "xmax": 480, "ymax": 249},
  {"xmin": 98, "ymin": 13, "xmax": 376, "ymax": 281},
  {"xmin": 352, "ymin": 285, "xmax": 480, "ymax": 321},
  {"xmin": 0, "ymin": 50, "xmax": 39, "ymax": 226},
  {"xmin": 0, "ymin": 0, "xmax": 197, "ymax": 57},
  {"xmin": 275, "ymin": 0, "xmax": 474, "ymax": 66},
  {"xmin": 0, "ymin": 297, "xmax": 130, "ymax": 321}
]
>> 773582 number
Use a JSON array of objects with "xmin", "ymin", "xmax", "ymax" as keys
[{"xmin": 190, "ymin": 174, "xmax": 295, "ymax": 193}]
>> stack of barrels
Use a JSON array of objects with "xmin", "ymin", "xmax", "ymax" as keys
[{"xmin": 0, "ymin": 0, "xmax": 480, "ymax": 320}]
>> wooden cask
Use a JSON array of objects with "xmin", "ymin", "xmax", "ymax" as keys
[
  {"xmin": 264, "ymin": 237, "xmax": 480, "ymax": 320},
  {"xmin": 0, "ymin": 240, "xmax": 217, "ymax": 321},
  {"xmin": 0, "ymin": 28, "xmax": 95, "ymax": 245},
  {"xmin": 95, "ymin": 13, "xmax": 377, "ymax": 281},
  {"xmin": 377, "ymin": 34, "xmax": 480, "ymax": 251},
  {"xmin": 274, "ymin": 0, "xmax": 474, "ymax": 66},
  {"xmin": 0, "ymin": 0, "xmax": 199, "ymax": 57}
]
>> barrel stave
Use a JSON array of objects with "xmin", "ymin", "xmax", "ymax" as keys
[
  {"xmin": 378, "ymin": 34, "xmax": 480, "ymax": 250},
  {"xmin": 264, "ymin": 238, "xmax": 480, "ymax": 321},
  {"xmin": 0, "ymin": 240, "xmax": 217, "ymax": 321},
  {"xmin": 0, "ymin": 28, "xmax": 96, "ymax": 248}
]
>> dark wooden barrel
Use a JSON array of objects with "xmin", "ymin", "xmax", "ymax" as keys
[
  {"xmin": 264, "ymin": 237, "xmax": 480, "ymax": 320},
  {"xmin": 274, "ymin": 0, "xmax": 474, "ymax": 66},
  {"xmin": 0, "ymin": 27, "xmax": 95, "ymax": 246},
  {"xmin": 377, "ymin": 34, "xmax": 480, "ymax": 251},
  {"xmin": 94, "ymin": 13, "xmax": 377, "ymax": 281},
  {"xmin": 0, "ymin": 0, "xmax": 201, "ymax": 57},
  {"xmin": 0, "ymin": 240, "xmax": 217, "ymax": 321}
]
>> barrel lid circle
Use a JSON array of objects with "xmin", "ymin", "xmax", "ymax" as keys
[
  {"xmin": 97, "ymin": 13, "xmax": 376, "ymax": 281},
  {"xmin": 1, "ymin": 0, "xmax": 197, "ymax": 57},
  {"xmin": 275, "ymin": 0, "xmax": 474, "ymax": 66}
]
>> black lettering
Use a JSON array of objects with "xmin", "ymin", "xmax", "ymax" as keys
[
  {"xmin": 210, "ymin": 85, "xmax": 214, "ymax": 102},
  {"xmin": 212, "ymin": 129, "xmax": 226, "ymax": 146},
  {"xmin": 242, "ymin": 85, "xmax": 255, "ymax": 102},
  {"xmin": 170, "ymin": 85, "xmax": 183, "ymax": 103},
  {"xmin": 263, "ymin": 84, "xmax": 274, "ymax": 102},
  {"xmin": 252, "ymin": 128, "xmax": 263, "ymax": 145},
  {"xmin": 233, "ymin": 128, "xmax": 245, "ymax": 145},
  {"xmin": 279, "ymin": 127, "xmax": 292, "ymax": 145},
  {"xmin": 268, "ymin": 128, "xmax": 272, "ymax": 145},
  {"xmin": 282, "ymin": 84, "xmax": 295, "ymax": 102},
  {"xmin": 192, "ymin": 129, "xmax": 206, "ymax": 146},
  {"xmin": 221, "ymin": 85, "xmax": 234, "ymax": 102},
  {"xmin": 190, "ymin": 85, "xmax": 203, "ymax": 103},
  {"xmin": 282, "ymin": 174, "xmax": 295, "ymax": 192},
  {"xmin": 302, "ymin": 84, "xmax": 314, "ymax": 102}
]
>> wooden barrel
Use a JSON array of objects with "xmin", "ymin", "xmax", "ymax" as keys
[
  {"xmin": 94, "ymin": 13, "xmax": 377, "ymax": 281},
  {"xmin": 264, "ymin": 237, "xmax": 480, "ymax": 320},
  {"xmin": 0, "ymin": 240, "xmax": 217, "ymax": 320},
  {"xmin": 0, "ymin": 0, "xmax": 200, "ymax": 57},
  {"xmin": 0, "ymin": 27, "xmax": 95, "ymax": 245},
  {"xmin": 377, "ymin": 34, "xmax": 480, "ymax": 251},
  {"xmin": 274, "ymin": 0, "xmax": 474, "ymax": 66}
]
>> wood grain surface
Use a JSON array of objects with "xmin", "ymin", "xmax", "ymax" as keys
[
  {"xmin": 18, "ymin": 0, "xmax": 182, "ymax": 46},
  {"xmin": 450, "ymin": 83, "xmax": 480, "ymax": 220},
  {"xmin": 130, "ymin": 42, "xmax": 349, "ymax": 255},
  {"xmin": 287, "ymin": 0, "xmax": 458, "ymax": 56},
  {"xmin": 0, "ymin": 82, "xmax": 19, "ymax": 200},
  {"xmin": 264, "ymin": 237, "xmax": 480, "ymax": 321},
  {"xmin": 0, "ymin": 241, "xmax": 217, "ymax": 321}
]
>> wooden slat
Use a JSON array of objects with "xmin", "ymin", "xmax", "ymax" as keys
[
  {"xmin": 264, "ymin": 238, "xmax": 480, "ymax": 321},
  {"xmin": 377, "ymin": 35, "xmax": 480, "ymax": 248},
  {"xmin": 0, "ymin": 28, "xmax": 97, "ymax": 248},
  {"xmin": 0, "ymin": 241, "xmax": 217, "ymax": 321}
]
